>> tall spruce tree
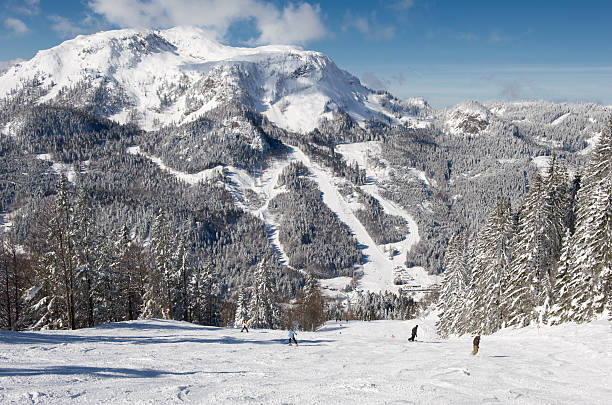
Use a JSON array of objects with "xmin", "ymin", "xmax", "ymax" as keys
[
  {"xmin": 248, "ymin": 258, "xmax": 278, "ymax": 329},
  {"xmin": 234, "ymin": 286, "xmax": 249, "ymax": 328},
  {"xmin": 141, "ymin": 210, "xmax": 173, "ymax": 319},
  {"xmin": 465, "ymin": 199, "xmax": 514, "ymax": 335},
  {"xmin": 437, "ymin": 233, "xmax": 470, "ymax": 337},
  {"xmin": 505, "ymin": 159, "xmax": 570, "ymax": 327},
  {"xmin": 298, "ymin": 272, "xmax": 326, "ymax": 331},
  {"xmin": 561, "ymin": 118, "xmax": 612, "ymax": 321},
  {"xmin": 73, "ymin": 188, "xmax": 97, "ymax": 327}
]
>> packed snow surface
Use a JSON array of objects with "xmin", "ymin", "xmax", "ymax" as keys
[{"xmin": 1, "ymin": 317, "xmax": 611, "ymax": 404}]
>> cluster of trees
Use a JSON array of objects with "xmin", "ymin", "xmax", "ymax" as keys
[
  {"xmin": 437, "ymin": 118, "xmax": 612, "ymax": 336},
  {"xmin": 142, "ymin": 103, "xmax": 285, "ymax": 174},
  {"xmin": 348, "ymin": 289, "xmax": 417, "ymax": 321},
  {"xmin": 1, "ymin": 179, "xmax": 328, "ymax": 331},
  {"xmin": 354, "ymin": 188, "xmax": 407, "ymax": 245},
  {"xmin": 2, "ymin": 178, "xmax": 227, "ymax": 330},
  {"xmin": 270, "ymin": 163, "xmax": 361, "ymax": 278}
]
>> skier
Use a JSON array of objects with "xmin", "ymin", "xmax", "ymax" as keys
[
  {"xmin": 408, "ymin": 324, "xmax": 418, "ymax": 341},
  {"xmin": 241, "ymin": 319, "xmax": 249, "ymax": 333},
  {"xmin": 472, "ymin": 335, "xmax": 480, "ymax": 355},
  {"xmin": 288, "ymin": 327, "xmax": 298, "ymax": 346}
]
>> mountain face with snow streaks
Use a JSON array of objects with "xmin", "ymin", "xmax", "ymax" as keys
[{"xmin": 0, "ymin": 27, "xmax": 428, "ymax": 134}]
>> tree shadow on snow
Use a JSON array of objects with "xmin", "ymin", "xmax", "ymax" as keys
[{"xmin": 0, "ymin": 366, "xmax": 197, "ymax": 379}]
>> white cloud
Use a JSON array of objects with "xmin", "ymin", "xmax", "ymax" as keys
[
  {"xmin": 4, "ymin": 17, "xmax": 29, "ymax": 34},
  {"xmin": 87, "ymin": 0, "xmax": 326, "ymax": 44},
  {"xmin": 256, "ymin": 3, "xmax": 326, "ymax": 45},
  {"xmin": 343, "ymin": 16, "xmax": 370, "ymax": 35},
  {"xmin": 361, "ymin": 72, "xmax": 388, "ymax": 90}
]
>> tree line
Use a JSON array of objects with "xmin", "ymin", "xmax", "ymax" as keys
[{"xmin": 437, "ymin": 117, "xmax": 612, "ymax": 336}]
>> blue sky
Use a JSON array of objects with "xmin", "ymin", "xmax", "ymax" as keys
[{"xmin": 1, "ymin": 0, "xmax": 611, "ymax": 107}]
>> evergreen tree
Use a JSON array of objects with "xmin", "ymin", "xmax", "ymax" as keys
[
  {"xmin": 200, "ymin": 259, "xmax": 219, "ymax": 326},
  {"xmin": 73, "ymin": 188, "xmax": 97, "ymax": 327},
  {"xmin": 505, "ymin": 162, "xmax": 569, "ymax": 327},
  {"xmin": 437, "ymin": 233, "xmax": 470, "ymax": 337},
  {"xmin": 465, "ymin": 199, "xmax": 514, "ymax": 335},
  {"xmin": 173, "ymin": 239, "xmax": 191, "ymax": 322},
  {"xmin": 560, "ymin": 117, "xmax": 612, "ymax": 322},
  {"xmin": 550, "ymin": 228, "xmax": 576, "ymax": 324},
  {"xmin": 141, "ymin": 210, "xmax": 173, "ymax": 319},
  {"xmin": 248, "ymin": 258, "xmax": 278, "ymax": 329},
  {"xmin": 297, "ymin": 272, "xmax": 326, "ymax": 331},
  {"xmin": 234, "ymin": 286, "xmax": 249, "ymax": 328}
]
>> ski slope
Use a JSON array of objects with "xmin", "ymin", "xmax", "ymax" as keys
[
  {"xmin": 335, "ymin": 142, "xmax": 439, "ymax": 291},
  {"xmin": 1, "ymin": 317, "xmax": 610, "ymax": 404},
  {"xmin": 127, "ymin": 142, "xmax": 433, "ymax": 293}
]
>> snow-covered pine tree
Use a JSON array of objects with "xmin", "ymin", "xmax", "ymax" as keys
[
  {"xmin": 248, "ymin": 258, "xmax": 278, "ymax": 329},
  {"xmin": 437, "ymin": 232, "xmax": 470, "ymax": 337},
  {"xmin": 560, "ymin": 117, "xmax": 612, "ymax": 322},
  {"xmin": 187, "ymin": 258, "xmax": 219, "ymax": 325},
  {"xmin": 73, "ymin": 188, "xmax": 97, "ymax": 327},
  {"xmin": 550, "ymin": 228, "xmax": 575, "ymax": 324},
  {"xmin": 465, "ymin": 199, "xmax": 514, "ymax": 335},
  {"xmin": 504, "ymin": 162, "xmax": 569, "ymax": 327},
  {"xmin": 200, "ymin": 259, "xmax": 219, "ymax": 326},
  {"xmin": 187, "ymin": 262, "xmax": 203, "ymax": 324},
  {"xmin": 141, "ymin": 210, "xmax": 173, "ymax": 319},
  {"xmin": 173, "ymin": 239, "xmax": 191, "ymax": 322},
  {"xmin": 115, "ymin": 224, "xmax": 141, "ymax": 321},
  {"xmin": 298, "ymin": 272, "xmax": 326, "ymax": 331},
  {"xmin": 234, "ymin": 286, "xmax": 249, "ymax": 328},
  {"xmin": 93, "ymin": 228, "xmax": 121, "ymax": 323},
  {"xmin": 25, "ymin": 176, "xmax": 79, "ymax": 329}
]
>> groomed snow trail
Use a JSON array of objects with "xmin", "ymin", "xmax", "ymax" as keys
[
  {"xmin": 289, "ymin": 146, "xmax": 409, "ymax": 292},
  {"xmin": 128, "ymin": 142, "xmax": 428, "ymax": 293},
  {"xmin": 1, "ymin": 318, "xmax": 611, "ymax": 404}
]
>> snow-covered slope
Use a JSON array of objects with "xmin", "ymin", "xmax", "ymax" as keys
[
  {"xmin": 0, "ymin": 27, "xmax": 429, "ymax": 133},
  {"xmin": 1, "ymin": 317, "xmax": 610, "ymax": 404},
  {"xmin": 124, "ymin": 141, "xmax": 433, "ymax": 294}
]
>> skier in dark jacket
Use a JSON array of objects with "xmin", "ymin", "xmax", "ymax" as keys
[
  {"xmin": 408, "ymin": 325, "xmax": 418, "ymax": 341},
  {"xmin": 241, "ymin": 319, "xmax": 249, "ymax": 333},
  {"xmin": 472, "ymin": 335, "xmax": 480, "ymax": 355}
]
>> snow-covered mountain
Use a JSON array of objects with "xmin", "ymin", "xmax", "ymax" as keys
[
  {"xmin": 1, "ymin": 26, "xmax": 610, "ymax": 301},
  {"xmin": 0, "ymin": 26, "xmax": 430, "ymax": 133},
  {"xmin": 441, "ymin": 100, "xmax": 496, "ymax": 136}
]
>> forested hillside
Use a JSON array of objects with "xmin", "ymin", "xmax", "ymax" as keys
[{"xmin": 0, "ymin": 28, "xmax": 610, "ymax": 332}]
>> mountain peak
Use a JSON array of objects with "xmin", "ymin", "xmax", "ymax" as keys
[
  {"xmin": 444, "ymin": 100, "xmax": 494, "ymax": 135},
  {"xmin": 0, "ymin": 27, "xmax": 430, "ymax": 133}
]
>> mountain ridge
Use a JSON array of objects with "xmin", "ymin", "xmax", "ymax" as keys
[{"xmin": 0, "ymin": 26, "xmax": 431, "ymax": 134}]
